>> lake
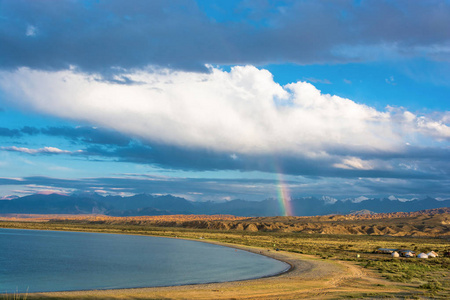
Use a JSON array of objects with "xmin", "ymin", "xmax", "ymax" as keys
[{"xmin": 0, "ymin": 228, "xmax": 289, "ymax": 293}]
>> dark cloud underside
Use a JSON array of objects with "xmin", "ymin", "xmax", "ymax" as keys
[
  {"xmin": 1, "ymin": 124, "xmax": 449, "ymax": 180},
  {"xmin": 0, "ymin": 0, "xmax": 449, "ymax": 73}
]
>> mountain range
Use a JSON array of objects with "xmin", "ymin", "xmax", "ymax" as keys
[{"xmin": 0, "ymin": 193, "xmax": 449, "ymax": 217}]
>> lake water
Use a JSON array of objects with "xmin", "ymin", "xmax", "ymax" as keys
[{"xmin": 0, "ymin": 228, "xmax": 289, "ymax": 293}]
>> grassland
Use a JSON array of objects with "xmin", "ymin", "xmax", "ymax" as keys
[{"xmin": 1, "ymin": 211, "xmax": 449, "ymax": 299}]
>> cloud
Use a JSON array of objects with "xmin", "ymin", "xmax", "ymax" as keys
[
  {"xmin": 0, "ymin": 174, "xmax": 449, "ymax": 201},
  {"xmin": 304, "ymin": 77, "xmax": 332, "ymax": 84},
  {"xmin": 41, "ymin": 126, "xmax": 133, "ymax": 146},
  {"xmin": 79, "ymin": 142, "xmax": 443, "ymax": 180},
  {"xmin": 415, "ymin": 116, "xmax": 450, "ymax": 140},
  {"xmin": 0, "ymin": 177, "xmax": 25, "ymax": 184},
  {"xmin": 0, "ymin": 1, "xmax": 449, "ymax": 73},
  {"xmin": 0, "ymin": 126, "xmax": 40, "ymax": 137},
  {"xmin": 20, "ymin": 126, "xmax": 40, "ymax": 135},
  {"xmin": 333, "ymin": 157, "xmax": 376, "ymax": 170},
  {"xmin": 1, "ymin": 146, "xmax": 81, "ymax": 155},
  {"xmin": 25, "ymin": 25, "xmax": 37, "ymax": 37},
  {"xmin": 0, "ymin": 66, "xmax": 449, "ymax": 179},
  {"xmin": 385, "ymin": 76, "xmax": 396, "ymax": 85},
  {"xmin": 0, "ymin": 127, "xmax": 21, "ymax": 137},
  {"xmin": 0, "ymin": 125, "xmax": 134, "ymax": 145},
  {"xmin": 2, "ymin": 66, "xmax": 449, "ymax": 153}
]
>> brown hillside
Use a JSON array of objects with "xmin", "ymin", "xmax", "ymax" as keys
[{"xmin": 1, "ymin": 207, "xmax": 448, "ymax": 237}]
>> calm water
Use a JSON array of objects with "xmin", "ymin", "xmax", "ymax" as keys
[{"xmin": 0, "ymin": 228, "xmax": 289, "ymax": 293}]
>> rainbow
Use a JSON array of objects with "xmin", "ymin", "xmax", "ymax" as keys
[{"xmin": 276, "ymin": 172, "xmax": 293, "ymax": 216}]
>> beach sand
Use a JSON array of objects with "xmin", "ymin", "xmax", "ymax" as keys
[{"xmin": 26, "ymin": 240, "xmax": 411, "ymax": 299}]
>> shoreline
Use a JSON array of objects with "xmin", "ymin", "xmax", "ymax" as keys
[
  {"xmin": 2, "ymin": 224, "xmax": 417, "ymax": 299},
  {"xmin": 3, "ymin": 227, "xmax": 294, "ymax": 293},
  {"xmin": 28, "ymin": 256, "xmax": 324, "ymax": 298},
  {"xmin": 24, "ymin": 240, "xmax": 349, "ymax": 299}
]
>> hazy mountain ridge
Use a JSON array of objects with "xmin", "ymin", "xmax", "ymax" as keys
[{"xmin": 0, "ymin": 193, "xmax": 448, "ymax": 217}]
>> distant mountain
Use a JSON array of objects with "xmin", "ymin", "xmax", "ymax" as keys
[
  {"xmin": 0, "ymin": 193, "xmax": 448, "ymax": 217},
  {"xmin": 0, "ymin": 193, "xmax": 108, "ymax": 214},
  {"xmin": 325, "ymin": 196, "xmax": 449, "ymax": 215},
  {"xmin": 193, "ymin": 199, "xmax": 280, "ymax": 216}
]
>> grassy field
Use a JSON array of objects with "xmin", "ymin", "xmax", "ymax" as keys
[{"xmin": 1, "ymin": 219, "xmax": 449, "ymax": 299}]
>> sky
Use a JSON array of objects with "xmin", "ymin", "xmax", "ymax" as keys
[{"xmin": 0, "ymin": 0, "xmax": 449, "ymax": 202}]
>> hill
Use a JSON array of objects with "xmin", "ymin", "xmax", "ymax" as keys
[{"xmin": 1, "ymin": 208, "xmax": 448, "ymax": 237}]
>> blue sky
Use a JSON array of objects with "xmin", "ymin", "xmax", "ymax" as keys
[{"xmin": 0, "ymin": 0, "xmax": 449, "ymax": 201}]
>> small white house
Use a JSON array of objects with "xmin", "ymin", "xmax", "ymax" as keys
[
  {"xmin": 404, "ymin": 251, "xmax": 414, "ymax": 258},
  {"xmin": 427, "ymin": 251, "xmax": 438, "ymax": 258},
  {"xmin": 391, "ymin": 251, "xmax": 400, "ymax": 258},
  {"xmin": 397, "ymin": 249, "xmax": 415, "ymax": 257},
  {"xmin": 418, "ymin": 253, "xmax": 429, "ymax": 259}
]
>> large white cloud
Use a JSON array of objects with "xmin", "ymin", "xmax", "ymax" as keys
[{"xmin": 0, "ymin": 66, "xmax": 448, "ymax": 159}]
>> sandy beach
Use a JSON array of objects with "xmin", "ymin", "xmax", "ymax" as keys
[{"xmin": 26, "ymin": 240, "xmax": 410, "ymax": 300}]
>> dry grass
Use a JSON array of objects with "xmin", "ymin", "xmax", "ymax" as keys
[{"xmin": 2, "ymin": 288, "xmax": 28, "ymax": 300}]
